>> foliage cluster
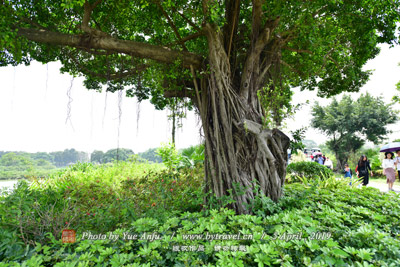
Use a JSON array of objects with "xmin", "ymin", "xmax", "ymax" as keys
[
  {"xmin": 179, "ymin": 144, "xmax": 205, "ymax": 169},
  {"xmin": 0, "ymin": 149, "xmax": 92, "ymax": 179},
  {"xmin": 90, "ymin": 148, "xmax": 135, "ymax": 164},
  {"xmin": 136, "ymin": 148, "xmax": 162, "ymax": 163},
  {"xmin": 0, "ymin": 152, "xmax": 58, "ymax": 179},
  {"xmin": 311, "ymin": 93, "xmax": 397, "ymax": 170},
  {"xmin": 157, "ymin": 143, "xmax": 204, "ymax": 170},
  {"xmin": 286, "ymin": 161, "xmax": 333, "ymax": 183},
  {"xmin": 0, "ymin": 161, "xmax": 204, "ymax": 247},
  {"xmin": 1, "ymin": 173, "xmax": 399, "ymax": 266}
]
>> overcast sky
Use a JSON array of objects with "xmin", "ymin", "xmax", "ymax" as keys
[{"xmin": 0, "ymin": 44, "xmax": 399, "ymax": 154}]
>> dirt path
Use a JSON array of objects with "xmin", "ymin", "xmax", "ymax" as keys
[{"xmin": 367, "ymin": 181, "xmax": 400, "ymax": 193}]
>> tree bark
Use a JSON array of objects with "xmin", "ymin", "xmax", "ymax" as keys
[
  {"xmin": 199, "ymin": 24, "xmax": 290, "ymax": 215},
  {"xmin": 335, "ymin": 154, "xmax": 347, "ymax": 172},
  {"xmin": 15, "ymin": 27, "xmax": 203, "ymax": 68}
]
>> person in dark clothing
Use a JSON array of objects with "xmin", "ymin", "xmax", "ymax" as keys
[{"xmin": 356, "ymin": 155, "xmax": 373, "ymax": 186}]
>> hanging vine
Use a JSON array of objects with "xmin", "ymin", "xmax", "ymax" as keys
[
  {"xmin": 102, "ymin": 91, "xmax": 108, "ymax": 129},
  {"xmin": 44, "ymin": 63, "xmax": 49, "ymax": 100},
  {"xmin": 65, "ymin": 77, "xmax": 74, "ymax": 131},
  {"xmin": 116, "ymin": 89, "xmax": 123, "ymax": 162},
  {"xmin": 11, "ymin": 66, "xmax": 16, "ymax": 112},
  {"xmin": 136, "ymin": 99, "xmax": 141, "ymax": 137}
]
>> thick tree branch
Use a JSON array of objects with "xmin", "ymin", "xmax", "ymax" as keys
[
  {"xmin": 240, "ymin": 16, "xmax": 280, "ymax": 97},
  {"xmin": 257, "ymin": 61, "xmax": 272, "ymax": 87},
  {"xmin": 15, "ymin": 27, "xmax": 203, "ymax": 68},
  {"xmin": 251, "ymin": 0, "xmax": 263, "ymax": 41},
  {"xmin": 167, "ymin": 30, "xmax": 205, "ymax": 46},
  {"xmin": 81, "ymin": 0, "xmax": 109, "ymax": 38},
  {"xmin": 224, "ymin": 0, "xmax": 241, "ymax": 58}
]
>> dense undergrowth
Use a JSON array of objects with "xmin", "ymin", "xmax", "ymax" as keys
[{"xmin": 0, "ymin": 160, "xmax": 399, "ymax": 266}]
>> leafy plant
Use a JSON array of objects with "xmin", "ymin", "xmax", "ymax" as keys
[
  {"xmin": 289, "ymin": 128, "xmax": 307, "ymax": 155},
  {"xmin": 179, "ymin": 144, "xmax": 205, "ymax": 169},
  {"xmin": 156, "ymin": 142, "xmax": 182, "ymax": 171},
  {"xmin": 2, "ymin": 182, "xmax": 400, "ymax": 266},
  {"xmin": 286, "ymin": 161, "xmax": 333, "ymax": 183}
]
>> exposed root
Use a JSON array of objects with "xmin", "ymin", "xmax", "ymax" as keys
[{"xmin": 199, "ymin": 24, "xmax": 290, "ymax": 215}]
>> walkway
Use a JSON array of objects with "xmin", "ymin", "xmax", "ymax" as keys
[{"xmin": 367, "ymin": 181, "xmax": 400, "ymax": 193}]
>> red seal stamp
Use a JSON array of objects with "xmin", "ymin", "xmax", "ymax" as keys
[{"xmin": 62, "ymin": 229, "xmax": 76, "ymax": 243}]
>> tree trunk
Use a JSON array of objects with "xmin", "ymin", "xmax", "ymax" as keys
[
  {"xmin": 197, "ymin": 24, "xmax": 290, "ymax": 215},
  {"xmin": 335, "ymin": 154, "xmax": 347, "ymax": 172}
]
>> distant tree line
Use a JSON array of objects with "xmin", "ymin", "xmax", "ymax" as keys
[
  {"xmin": 90, "ymin": 148, "xmax": 134, "ymax": 163},
  {"xmin": 90, "ymin": 148, "xmax": 162, "ymax": 164},
  {"xmin": 0, "ymin": 149, "xmax": 89, "ymax": 168},
  {"xmin": 0, "ymin": 147, "xmax": 165, "ymax": 169}
]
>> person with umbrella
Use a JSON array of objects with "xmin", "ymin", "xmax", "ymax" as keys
[
  {"xmin": 382, "ymin": 152, "xmax": 397, "ymax": 191},
  {"xmin": 356, "ymin": 155, "xmax": 373, "ymax": 186},
  {"xmin": 380, "ymin": 142, "xmax": 400, "ymax": 187}
]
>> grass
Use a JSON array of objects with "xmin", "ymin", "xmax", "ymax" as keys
[
  {"xmin": 334, "ymin": 172, "xmax": 400, "ymax": 188},
  {"xmin": 28, "ymin": 161, "xmax": 165, "ymax": 189}
]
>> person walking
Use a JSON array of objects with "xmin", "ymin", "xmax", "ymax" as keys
[
  {"xmin": 324, "ymin": 157, "xmax": 333, "ymax": 169},
  {"xmin": 382, "ymin": 152, "xmax": 396, "ymax": 191},
  {"xmin": 317, "ymin": 155, "xmax": 324, "ymax": 165},
  {"xmin": 356, "ymin": 155, "xmax": 373, "ymax": 186}
]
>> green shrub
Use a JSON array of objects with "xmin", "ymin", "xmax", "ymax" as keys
[
  {"xmin": 179, "ymin": 144, "xmax": 205, "ymax": 168},
  {"xmin": 0, "ymin": 180, "xmax": 81, "ymax": 246},
  {"xmin": 286, "ymin": 161, "xmax": 333, "ymax": 183},
  {"xmin": 370, "ymin": 154, "xmax": 382, "ymax": 171},
  {"xmin": 120, "ymin": 166, "xmax": 204, "ymax": 220},
  {"xmin": 2, "ymin": 160, "xmax": 400, "ymax": 266},
  {"xmin": 0, "ymin": 161, "xmax": 203, "ymax": 247},
  {"xmin": 156, "ymin": 142, "xmax": 182, "ymax": 170},
  {"xmin": 1, "ymin": 183, "xmax": 399, "ymax": 266}
]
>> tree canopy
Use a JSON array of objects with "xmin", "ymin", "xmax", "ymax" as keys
[
  {"xmin": 1, "ymin": 0, "xmax": 399, "ymax": 110},
  {"xmin": 2, "ymin": 0, "xmax": 400, "ymax": 213},
  {"xmin": 311, "ymin": 93, "xmax": 397, "ymax": 169}
]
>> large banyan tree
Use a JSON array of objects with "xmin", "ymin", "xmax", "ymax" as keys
[{"xmin": 1, "ymin": 0, "xmax": 399, "ymax": 214}]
